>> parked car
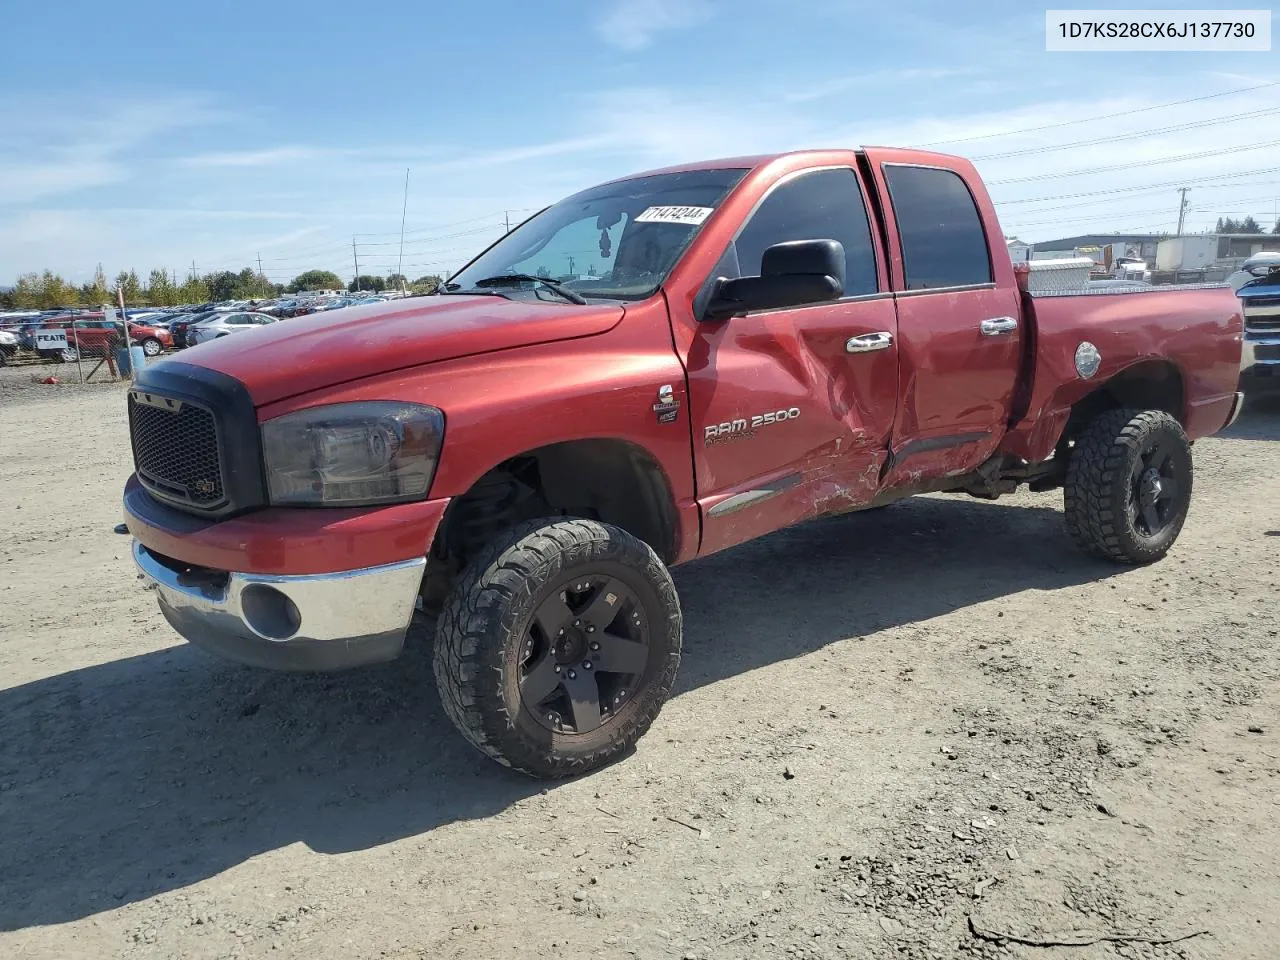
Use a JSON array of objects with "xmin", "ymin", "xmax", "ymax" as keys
[
  {"xmin": 169, "ymin": 309, "xmax": 233, "ymax": 348},
  {"xmin": 0, "ymin": 329, "xmax": 17, "ymax": 365},
  {"xmin": 186, "ymin": 311, "xmax": 277, "ymax": 345},
  {"xmin": 38, "ymin": 316, "xmax": 172, "ymax": 360},
  {"xmin": 124, "ymin": 146, "xmax": 1243, "ymax": 779}
]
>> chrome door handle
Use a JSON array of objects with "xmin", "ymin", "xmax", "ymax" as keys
[
  {"xmin": 846, "ymin": 331, "xmax": 894, "ymax": 353},
  {"xmin": 980, "ymin": 317, "xmax": 1018, "ymax": 336}
]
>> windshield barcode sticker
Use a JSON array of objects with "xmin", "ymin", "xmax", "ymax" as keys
[{"xmin": 634, "ymin": 205, "xmax": 715, "ymax": 225}]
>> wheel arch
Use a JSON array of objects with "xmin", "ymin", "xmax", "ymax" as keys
[
  {"xmin": 1062, "ymin": 358, "xmax": 1186, "ymax": 443},
  {"xmin": 423, "ymin": 438, "xmax": 683, "ymax": 606}
]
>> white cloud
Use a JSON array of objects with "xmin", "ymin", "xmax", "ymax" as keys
[
  {"xmin": 181, "ymin": 146, "xmax": 330, "ymax": 168},
  {"xmin": 781, "ymin": 68, "xmax": 983, "ymax": 104},
  {"xmin": 594, "ymin": 0, "xmax": 714, "ymax": 51},
  {"xmin": 0, "ymin": 93, "xmax": 225, "ymax": 205}
]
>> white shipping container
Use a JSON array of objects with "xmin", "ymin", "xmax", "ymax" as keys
[{"xmin": 1156, "ymin": 236, "xmax": 1216, "ymax": 272}]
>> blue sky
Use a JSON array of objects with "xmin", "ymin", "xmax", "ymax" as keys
[{"xmin": 1, "ymin": 0, "xmax": 1277, "ymax": 285}]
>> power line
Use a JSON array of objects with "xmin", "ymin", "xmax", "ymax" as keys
[
  {"xmin": 914, "ymin": 79, "xmax": 1280, "ymax": 148},
  {"xmin": 989, "ymin": 145, "xmax": 1280, "ymax": 186},
  {"xmin": 969, "ymin": 105, "xmax": 1280, "ymax": 161},
  {"xmin": 995, "ymin": 178, "xmax": 1280, "ymax": 214},
  {"xmin": 993, "ymin": 165, "xmax": 1280, "ymax": 205}
]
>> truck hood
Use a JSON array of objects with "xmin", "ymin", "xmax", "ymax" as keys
[{"xmin": 175, "ymin": 294, "xmax": 625, "ymax": 405}]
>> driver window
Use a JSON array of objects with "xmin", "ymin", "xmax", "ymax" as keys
[{"xmin": 718, "ymin": 168, "xmax": 878, "ymax": 296}]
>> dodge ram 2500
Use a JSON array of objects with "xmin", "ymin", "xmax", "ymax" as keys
[{"xmin": 123, "ymin": 147, "xmax": 1245, "ymax": 777}]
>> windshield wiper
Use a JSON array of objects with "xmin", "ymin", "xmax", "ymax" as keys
[{"xmin": 469, "ymin": 274, "xmax": 588, "ymax": 305}]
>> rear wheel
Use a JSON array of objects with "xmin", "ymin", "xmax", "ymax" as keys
[
  {"xmin": 433, "ymin": 518, "xmax": 682, "ymax": 778},
  {"xmin": 1064, "ymin": 408, "xmax": 1192, "ymax": 564},
  {"xmin": 59, "ymin": 346, "xmax": 79, "ymax": 363}
]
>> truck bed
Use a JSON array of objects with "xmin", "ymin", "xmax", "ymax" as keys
[{"xmin": 1003, "ymin": 282, "xmax": 1244, "ymax": 464}]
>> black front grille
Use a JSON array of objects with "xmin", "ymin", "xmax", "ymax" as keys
[{"xmin": 128, "ymin": 393, "xmax": 225, "ymax": 509}]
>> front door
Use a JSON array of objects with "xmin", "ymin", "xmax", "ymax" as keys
[{"xmin": 676, "ymin": 166, "xmax": 900, "ymax": 557}]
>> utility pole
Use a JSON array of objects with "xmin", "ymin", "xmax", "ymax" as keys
[
  {"xmin": 398, "ymin": 168, "xmax": 410, "ymax": 292},
  {"xmin": 257, "ymin": 252, "xmax": 266, "ymax": 296},
  {"xmin": 505, "ymin": 210, "xmax": 511, "ymax": 233},
  {"xmin": 1176, "ymin": 187, "xmax": 1190, "ymax": 235},
  {"xmin": 352, "ymin": 237, "xmax": 361, "ymax": 292}
]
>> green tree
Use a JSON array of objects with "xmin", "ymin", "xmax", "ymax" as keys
[
  {"xmin": 114, "ymin": 269, "xmax": 142, "ymax": 303},
  {"xmin": 204, "ymin": 270, "xmax": 240, "ymax": 301},
  {"xmin": 385, "ymin": 273, "xmax": 407, "ymax": 291},
  {"xmin": 410, "ymin": 274, "xmax": 442, "ymax": 294},
  {"xmin": 15, "ymin": 270, "xmax": 79, "ymax": 309},
  {"xmin": 147, "ymin": 269, "xmax": 178, "ymax": 306},
  {"xmin": 1273, "ymin": 219, "xmax": 1280, "ymax": 235},
  {"xmin": 288, "ymin": 270, "xmax": 344, "ymax": 293},
  {"xmin": 81, "ymin": 265, "xmax": 110, "ymax": 306},
  {"xmin": 348, "ymin": 275, "xmax": 386, "ymax": 293},
  {"xmin": 1216, "ymin": 215, "xmax": 1265, "ymax": 234},
  {"xmin": 179, "ymin": 274, "xmax": 210, "ymax": 304},
  {"xmin": 11, "ymin": 273, "xmax": 40, "ymax": 309}
]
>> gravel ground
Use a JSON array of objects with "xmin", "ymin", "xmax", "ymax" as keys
[{"xmin": 2, "ymin": 363, "xmax": 1278, "ymax": 960}]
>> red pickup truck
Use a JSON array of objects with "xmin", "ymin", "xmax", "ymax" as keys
[
  {"xmin": 40, "ymin": 314, "xmax": 172, "ymax": 359},
  {"xmin": 123, "ymin": 147, "xmax": 1244, "ymax": 778}
]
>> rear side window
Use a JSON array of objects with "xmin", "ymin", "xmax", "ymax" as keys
[
  {"xmin": 883, "ymin": 165, "xmax": 992, "ymax": 290},
  {"xmin": 730, "ymin": 168, "xmax": 878, "ymax": 297}
]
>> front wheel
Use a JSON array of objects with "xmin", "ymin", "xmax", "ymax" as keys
[
  {"xmin": 59, "ymin": 346, "xmax": 79, "ymax": 363},
  {"xmin": 1064, "ymin": 408, "xmax": 1192, "ymax": 564},
  {"xmin": 140, "ymin": 338, "xmax": 162, "ymax": 357},
  {"xmin": 433, "ymin": 518, "xmax": 682, "ymax": 778}
]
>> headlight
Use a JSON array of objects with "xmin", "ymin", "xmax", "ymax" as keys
[{"xmin": 261, "ymin": 401, "xmax": 444, "ymax": 506}]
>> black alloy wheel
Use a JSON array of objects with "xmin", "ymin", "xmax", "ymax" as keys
[
  {"xmin": 1128, "ymin": 433, "xmax": 1182, "ymax": 538},
  {"xmin": 519, "ymin": 574, "xmax": 651, "ymax": 735}
]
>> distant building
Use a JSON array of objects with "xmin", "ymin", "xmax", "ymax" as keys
[
  {"xmin": 1030, "ymin": 233, "xmax": 1164, "ymax": 265},
  {"xmin": 1214, "ymin": 233, "xmax": 1280, "ymax": 259},
  {"xmin": 1005, "ymin": 238, "xmax": 1032, "ymax": 263}
]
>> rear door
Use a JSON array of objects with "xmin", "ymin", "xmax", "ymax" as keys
[
  {"xmin": 678, "ymin": 165, "xmax": 899, "ymax": 556},
  {"xmin": 862, "ymin": 152, "xmax": 1023, "ymax": 488}
]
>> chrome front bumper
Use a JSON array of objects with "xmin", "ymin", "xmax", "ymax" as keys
[
  {"xmin": 133, "ymin": 541, "xmax": 425, "ymax": 671},
  {"xmin": 1241, "ymin": 323, "xmax": 1280, "ymax": 376}
]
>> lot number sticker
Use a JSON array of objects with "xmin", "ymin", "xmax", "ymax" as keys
[
  {"xmin": 34, "ymin": 329, "xmax": 68, "ymax": 350},
  {"xmin": 634, "ymin": 205, "xmax": 714, "ymax": 225}
]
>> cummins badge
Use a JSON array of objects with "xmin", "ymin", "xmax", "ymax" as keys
[{"xmin": 652, "ymin": 384, "xmax": 680, "ymax": 424}]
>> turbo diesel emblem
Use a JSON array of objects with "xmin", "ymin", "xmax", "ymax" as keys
[{"xmin": 704, "ymin": 407, "xmax": 800, "ymax": 444}]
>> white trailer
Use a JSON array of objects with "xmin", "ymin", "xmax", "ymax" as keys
[{"xmin": 1156, "ymin": 236, "xmax": 1216, "ymax": 272}]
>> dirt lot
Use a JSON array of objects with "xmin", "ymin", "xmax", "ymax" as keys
[{"xmin": 2, "ymin": 363, "xmax": 1279, "ymax": 960}]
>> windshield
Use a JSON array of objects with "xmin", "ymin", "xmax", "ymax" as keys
[{"xmin": 446, "ymin": 167, "xmax": 749, "ymax": 302}]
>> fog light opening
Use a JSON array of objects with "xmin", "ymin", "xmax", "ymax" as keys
[{"xmin": 240, "ymin": 584, "xmax": 302, "ymax": 641}]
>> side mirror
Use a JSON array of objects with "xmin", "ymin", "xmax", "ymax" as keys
[{"xmin": 703, "ymin": 239, "xmax": 845, "ymax": 321}]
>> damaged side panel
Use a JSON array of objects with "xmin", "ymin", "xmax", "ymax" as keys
[{"xmin": 687, "ymin": 297, "xmax": 900, "ymax": 558}]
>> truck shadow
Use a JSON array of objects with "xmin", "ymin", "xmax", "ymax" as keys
[{"xmin": 0, "ymin": 496, "xmax": 1118, "ymax": 931}]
